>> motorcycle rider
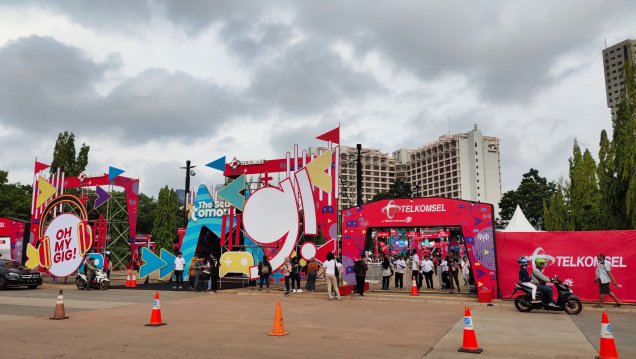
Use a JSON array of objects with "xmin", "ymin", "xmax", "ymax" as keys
[
  {"xmin": 518, "ymin": 257, "xmax": 540, "ymax": 303},
  {"xmin": 85, "ymin": 258, "xmax": 97, "ymax": 291},
  {"xmin": 532, "ymin": 258, "xmax": 558, "ymax": 307}
]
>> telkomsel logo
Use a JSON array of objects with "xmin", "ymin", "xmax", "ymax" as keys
[{"xmin": 381, "ymin": 200, "xmax": 401, "ymax": 219}]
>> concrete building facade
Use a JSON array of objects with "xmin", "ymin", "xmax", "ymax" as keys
[
  {"xmin": 602, "ymin": 39, "xmax": 636, "ymax": 119},
  {"xmin": 338, "ymin": 126, "xmax": 502, "ymax": 217}
]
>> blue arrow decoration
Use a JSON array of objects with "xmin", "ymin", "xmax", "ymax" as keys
[
  {"xmin": 218, "ymin": 174, "xmax": 246, "ymax": 211},
  {"xmin": 108, "ymin": 166, "xmax": 125, "ymax": 181},
  {"xmin": 139, "ymin": 247, "xmax": 167, "ymax": 278},
  {"xmin": 159, "ymin": 248, "xmax": 176, "ymax": 278},
  {"xmin": 95, "ymin": 186, "xmax": 111, "ymax": 208},
  {"xmin": 205, "ymin": 156, "xmax": 226, "ymax": 172}
]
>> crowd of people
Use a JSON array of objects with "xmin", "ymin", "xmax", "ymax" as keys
[{"xmin": 170, "ymin": 246, "xmax": 476, "ymax": 301}]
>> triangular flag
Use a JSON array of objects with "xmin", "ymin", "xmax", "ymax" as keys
[
  {"xmin": 34, "ymin": 161, "xmax": 50, "ymax": 174},
  {"xmin": 36, "ymin": 176, "xmax": 57, "ymax": 208},
  {"xmin": 95, "ymin": 186, "xmax": 112, "ymax": 208},
  {"xmin": 316, "ymin": 127, "xmax": 339, "ymax": 144},
  {"xmin": 218, "ymin": 175, "xmax": 246, "ymax": 211},
  {"xmin": 305, "ymin": 150, "xmax": 333, "ymax": 193},
  {"xmin": 205, "ymin": 156, "xmax": 226, "ymax": 171},
  {"xmin": 108, "ymin": 166, "xmax": 125, "ymax": 181}
]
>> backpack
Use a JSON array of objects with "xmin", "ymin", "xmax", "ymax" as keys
[{"xmin": 334, "ymin": 260, "xmax": 340, "ymax": 277}]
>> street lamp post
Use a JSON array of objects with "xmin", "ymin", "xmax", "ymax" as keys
[
  {"xmin": 180, "ymin": 160, "xmax": 196, "ymax": 225},
  {"xmin": 356, "ymin": 144, "xmax": 362, "ymax": 207}
]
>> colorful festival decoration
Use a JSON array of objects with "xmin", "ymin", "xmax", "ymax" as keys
[
  {"xmin": 178, "ymin": 126, "xmax": 341, "ymax": 282},
  {"xmin": 25, "ymin": 194, "xmax": 93, "ymax": 277},
  {"xmin": 341, "ymin": 198, "xmax": 498, "ymax": 297}
]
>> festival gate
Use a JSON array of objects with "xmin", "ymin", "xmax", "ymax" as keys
[{"xmin": 341, "ymin": 198, "xmax": 498, "ymax": 298}]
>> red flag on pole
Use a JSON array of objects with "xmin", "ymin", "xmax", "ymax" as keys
[
  {"xmin": 316, "ymin": 126, "xmax": 339, "ymax": 144},
  {"xmin": 34, "ymin": 161, "xmax": 50, "ymax": 174}
]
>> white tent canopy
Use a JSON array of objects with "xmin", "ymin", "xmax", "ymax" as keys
[{"xmin": 502, "ymin": 205, "xmax": 537, "ymax": 232}]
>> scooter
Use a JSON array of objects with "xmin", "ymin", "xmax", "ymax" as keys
[
  {"xmin": 512, "ymin": 276, "xmax": 582, "ymax": 315},
  {"xmin": 75, "ymin": 269, "xmax": 110, "ymax": 290}
]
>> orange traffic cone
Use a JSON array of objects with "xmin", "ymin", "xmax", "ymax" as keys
[
  {"xmin": 125, "ymin": 270, "xmax": 132, "ymax": 287},
  {"xmin": 410, "ymin": 276, "xmax": 419, "ymax": 296},
  {"xmin": 596, "ymin": 311, "xmax": 619, "ymax": 359},
  {"xmin": 267, "ymin": 301, "xmax": 289, "ymax": 336},
  {"xmin": 145, "ymin": 292, "xmax": 167, "ymax": 327},
  {"xmin": 458, "ymin": 306, "xmax": 483, "ymax": 354},
  {"xmin": 50, "ymin": 289, "xmax": 69, "ymax": 320},
  {"xmin": 131, "ymin": 271, "xmax": 137, "ymax": 288}
]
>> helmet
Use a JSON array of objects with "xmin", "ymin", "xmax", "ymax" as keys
[
  {"xmin": 517, "ymin": 256, "xmax": 528, "ymax": 265},
  {"xmin": 535, "ymin": 257, "xmax": 547, "ymax": 266}
]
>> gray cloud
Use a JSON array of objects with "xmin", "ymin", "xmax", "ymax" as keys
[{"xmin": 0, "ymin": 36, "xmax": 248, "ymax": 143}]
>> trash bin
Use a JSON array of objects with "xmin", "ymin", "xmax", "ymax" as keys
[{"xmin": 478, "ymin": 288, "xmax": 492, "ymax": 303}]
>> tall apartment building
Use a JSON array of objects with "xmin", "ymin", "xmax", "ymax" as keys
[
  {"xmin": 338, "ymin": 125, "xmax": 502, "ymax": 217},
  {"xmin": 602, "ymin": 39, "xmax": 636, "ymax": 119}
]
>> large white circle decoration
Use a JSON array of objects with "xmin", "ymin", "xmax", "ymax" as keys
[
  {"xmin": 243, "ymin": 179, "xmax": 300, "ymax": 272},
  {"xmin": 43, "ymin": 213, "xmax": 85, "ymax": 277}
]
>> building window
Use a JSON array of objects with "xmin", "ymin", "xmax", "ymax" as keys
[{"xmin": 475, "ymin": 142, "xmax": 478, "ymax": 147}]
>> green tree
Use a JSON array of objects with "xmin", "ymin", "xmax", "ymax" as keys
[
  {"xmin": 498, "ymin": 169, "xmax": 556, "ymax": 229},
  {"xmin": 569, "ymin": 143, "xmax": 601, "ymax": 230},
  {"xmin": 597, "ymin": 130, "xmax": 625, "ymax": 229},
  {"xmin": 50, "ymin": 131, "xmax": 89, "ymax": 176},
  {"xmin": 0, "ymin": 171, "xmax": 32, "ymax": 220},
  {"xmin": 371, "ymin": 179, "xmax": 412, "ymax": 202},
  {"xmin": 137, "ymin": 193, "xmax": 157, "ymax": 234},
  {"xmin": 152, "ymin": 186, "xmax": 179, "ymax": 254},
  {"xmin": 543, "ymin": 181, "xmax": 570, "ymax": 231},
  {"xmin": 612, "ymin": 62, "xmax": 636, "ymax": 228}
]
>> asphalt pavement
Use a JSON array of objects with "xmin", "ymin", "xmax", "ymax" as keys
[{"xmin": 0, "ymin": 284, "xmax": 634, "ymax": 358}]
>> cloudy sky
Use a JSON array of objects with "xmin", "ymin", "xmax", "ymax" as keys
[{"xmin": 0, "ymin": 1, "xmax": 634, "ymax": 199}]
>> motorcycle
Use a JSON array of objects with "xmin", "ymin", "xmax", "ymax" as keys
[
  {"xmin": 512, "ymin": 276, "xmax": 582, "ymax": 315},
  {"xmin": 75, "ymin": 269, "xmax": 110, "ymax": 290}
]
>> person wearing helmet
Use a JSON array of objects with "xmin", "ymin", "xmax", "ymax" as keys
[
  {"xmin": 532, "ymin": 258, "xmax": 557, "ymax": 307},
  {"xmin": 518, "ymin": 257, "xmax": 539, "ymax": 303}
]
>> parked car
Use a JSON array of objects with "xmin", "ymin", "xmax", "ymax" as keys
[{"xmin": 0, "ymin": 259, "xmax": 43, "ymax": 290}]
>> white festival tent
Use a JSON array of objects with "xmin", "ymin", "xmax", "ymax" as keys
[{"xmin": 501, "ymin": 205, "xmax": 538, "ymax": 232}]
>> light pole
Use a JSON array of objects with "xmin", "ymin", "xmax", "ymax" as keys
[
  {"xmin": 356, "ymin": 144, "xmax": 362, "ymax": 207},
  {"xmin": 180, "ymin": 160, "xmax": 196, "ymax": 225}
]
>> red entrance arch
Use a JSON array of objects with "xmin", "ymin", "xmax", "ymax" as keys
[{"xmin": 341, "ymin": 198, "xmax": 498, "ymax": 298}]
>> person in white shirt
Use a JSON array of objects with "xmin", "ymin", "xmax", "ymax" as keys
[
  {"xmin": 421, "ymin": 256, "xmax": 435, "ymax": 289},
  {"xmin": 411, "ymin": 250, "xmax": 421, "ymax": 290},
  {"xmin": 394, "ymin": 256, "xmax": 406, "ymax": 289},
  {"xmin": 461, "ymin": 256, "xmax": 471, "ymax": 286},
  {"xmin": 594, "ymin": 253, "xmax": 622, "ymax": 308},
  {"xmin": 173, "ymin": 252, "xmax": 186, "ymax": 289},
  {"xmin": 323, "ymin": 252, "xmax": 341, "ymax": 300}
]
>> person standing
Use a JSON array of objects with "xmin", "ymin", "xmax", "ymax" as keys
[
  {"xmin": 353, "ymin": 254, "xmax": 368, "ymax": 297},
  {"xmin": 306, "ymin": 257, "xmax": 320, "ymax": 292},
  {"xmin": 394, "ymin": 255, "xmax": 406, "ymax": 289},
  {"xmin": 323, "ymin": 252, "xmax": 341, "ymax": 300},
  {"xmin": 421, "ymin": 255, "xmax": 435, "ymax": 289},
  {"xmin": 381, "ymin": 256, "xmax": 392, "ymax": 290},
  {"xmin": 411, "ymin": 249, "xmax": 421, "ymax": 290},
  {"xmin": 594, "ymin": 253, "xmax": 622, "ymax": 308},
  {"xmin": 440, "ymin": 256, "xmax": 449, "ymax": 290},
  {"xmin": 461, "ymin": 256, "xmax": 471, "ymax": 286},
  {"xmin": 188, "ymin": 257, "xmax": 197, "ymax": 289},
  {"xmin": 258, "ymin": 255, "xmax": 272, "ymax": 292},
  {"xmin": 192, "ymin": 258, "xmax": 203, "ymax": 292},
  {"xmin": 208, "ymin": 255, "xmax": 220, "ymax": 294},
  {"xmin": 283, "ymin": 257, "xmax": 292, "ymax": 296},
  {"xmin": 336, "ymin": 257, "xmax": 344, "ymax": 286},
  {"xmin": 173, "ymin": 252, "xmax": 186, "ymax": 289},
  {"xmin": 449, "ymin": 254, "xmax": 461, "ymax": 293},
  {"xmin": 290, "ymin": 256, "xmax": 302, "ymax": 293}
]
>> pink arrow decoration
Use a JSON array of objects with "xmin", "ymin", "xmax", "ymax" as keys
[{"xmin": 95, "ymin": 186, "xmax": 111, "ymax": 208}]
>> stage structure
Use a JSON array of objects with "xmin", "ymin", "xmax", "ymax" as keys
[
  {"xmin": 138, "ymin": 127, "xmax": 343, "ymax": 284},
  {"xmin": 341, "ymin": 198, "xmax": 499, "ymax": 298},
  {"xmin": 29, "ymin": 162, "xmax": 139, "ymax": 272}
]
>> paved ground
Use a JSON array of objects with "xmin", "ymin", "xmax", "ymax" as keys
[{"xmin": 1, "ymin": 284, "xmax": 634, "ymax": 358}]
